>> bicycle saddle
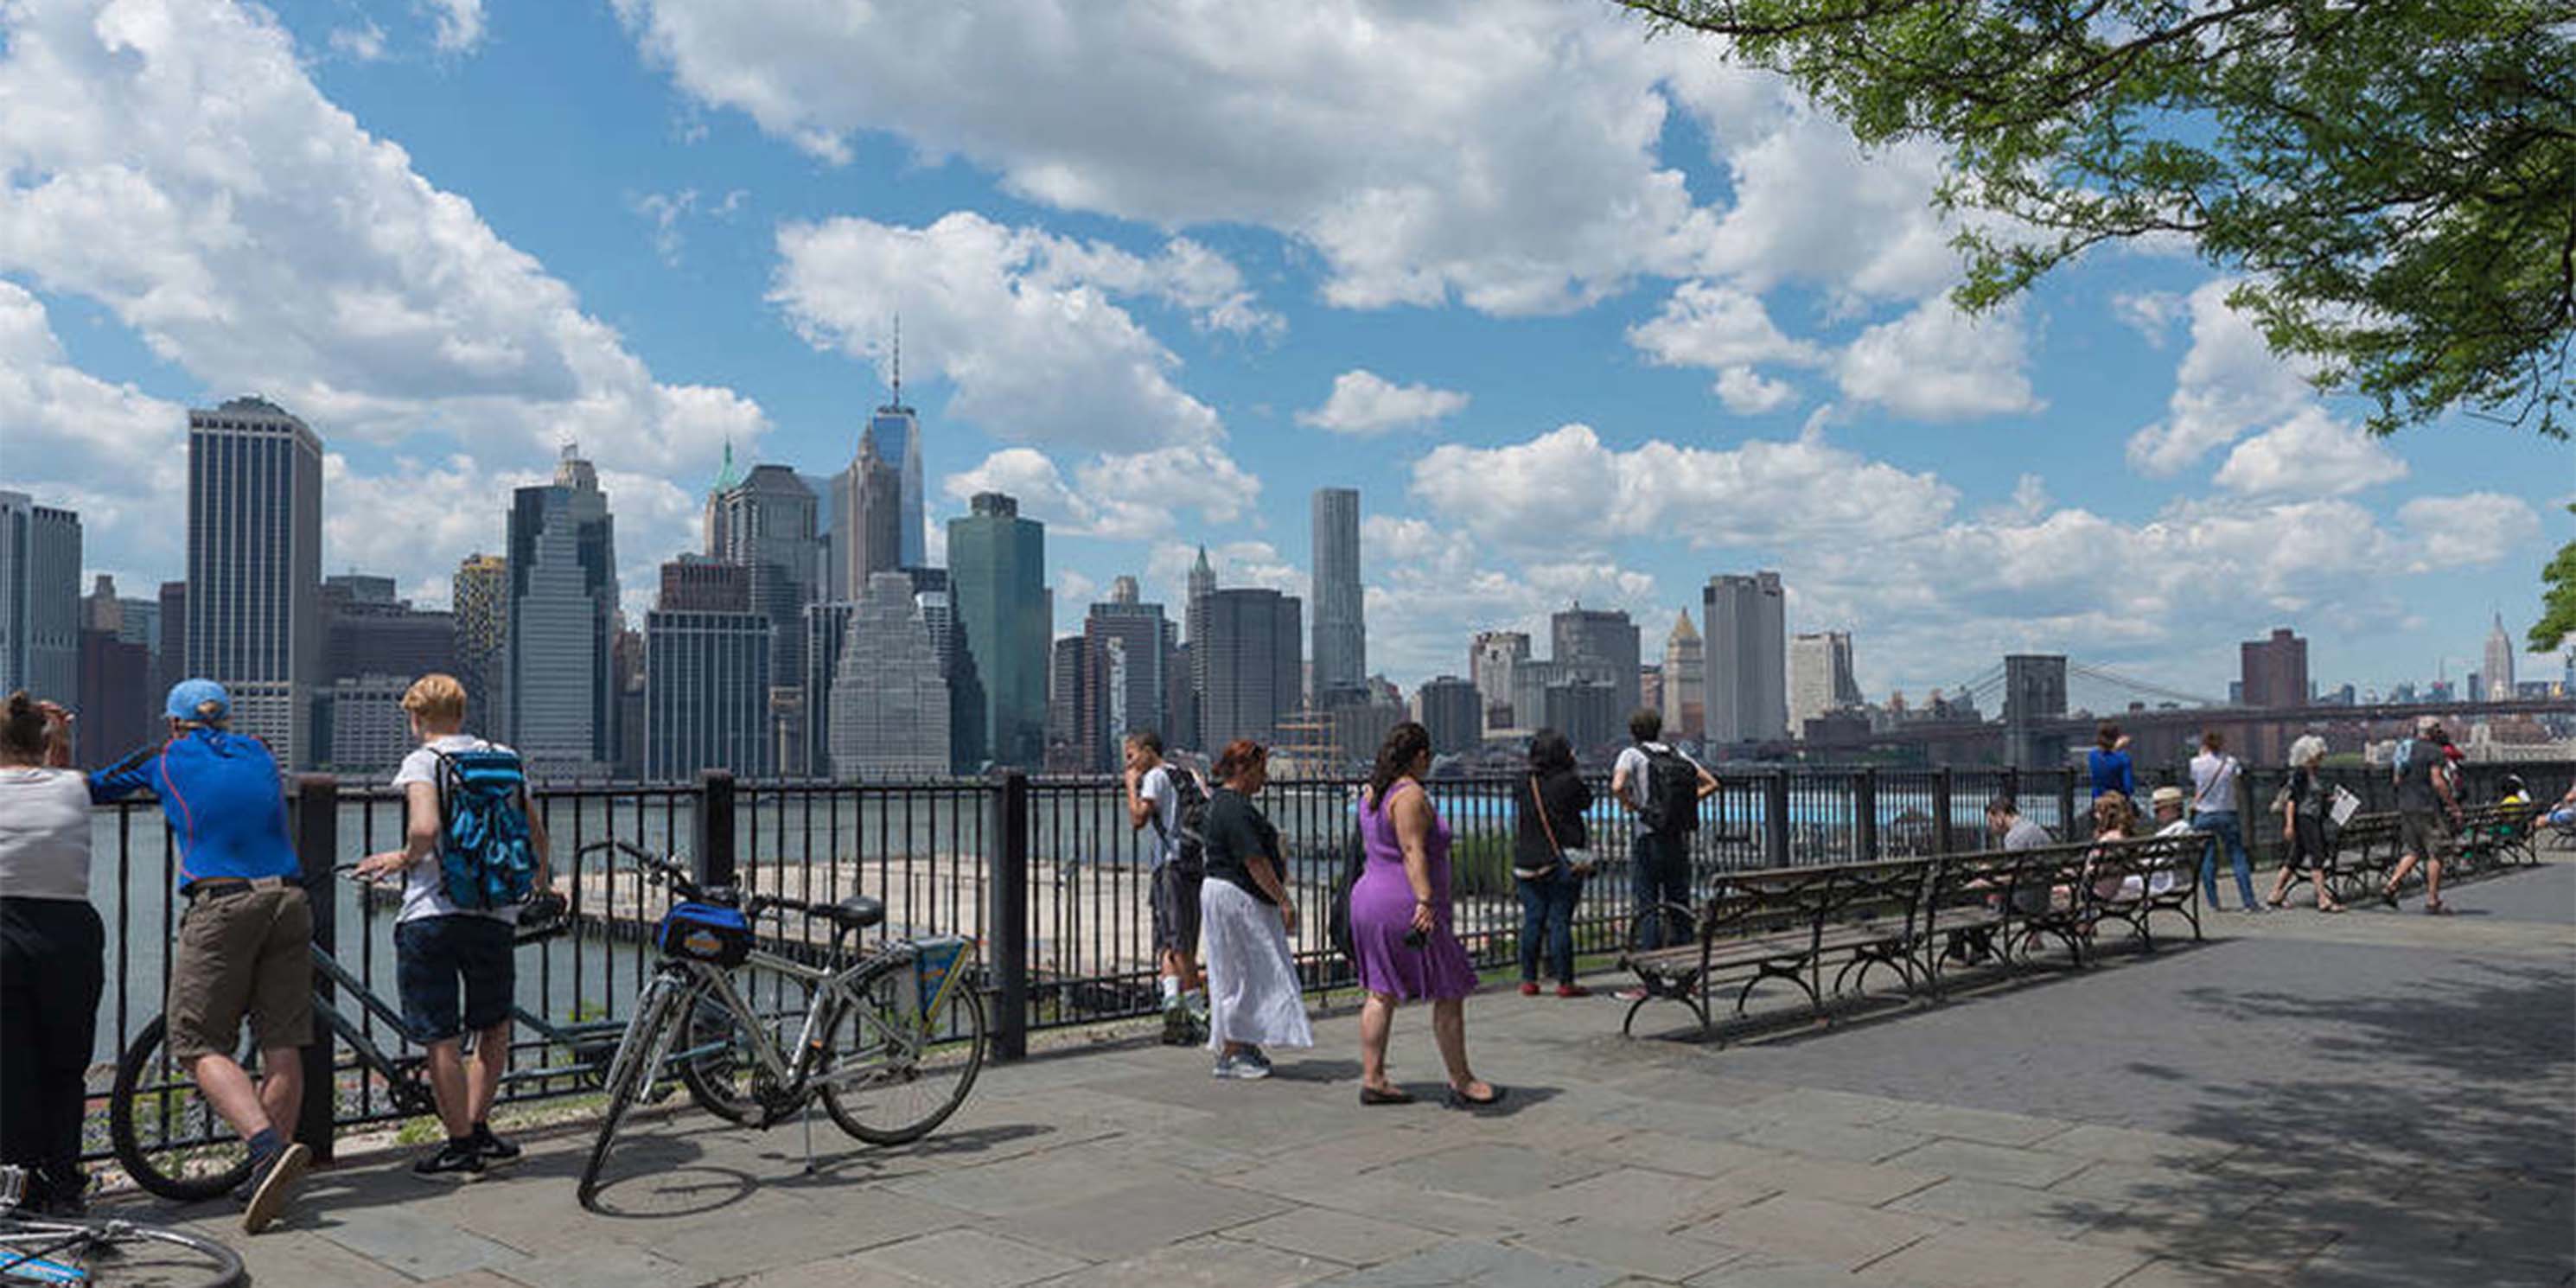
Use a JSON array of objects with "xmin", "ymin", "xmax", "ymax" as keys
[{"xmin": 825, "ymin": 895, "xmax": 885, "ymax": 929}]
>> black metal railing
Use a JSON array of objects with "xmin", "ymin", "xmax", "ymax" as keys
[{"xmin": 78, "ymin": 756, "xmax": 2570, "ymax": 1164}]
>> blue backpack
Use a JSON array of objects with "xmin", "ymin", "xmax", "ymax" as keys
[{"xmin": 433, "ymin": 746, "xmax": 539, "ymax": 909}]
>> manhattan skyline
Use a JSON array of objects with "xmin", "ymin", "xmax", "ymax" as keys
[{"xmin": 1, "ymin": 0, "xmax": 2565, "ymax": 702}]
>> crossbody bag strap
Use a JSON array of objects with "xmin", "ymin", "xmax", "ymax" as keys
[{"xmin": 1531, "ymin": 774, "xmax": 1565, "ymax": 861}]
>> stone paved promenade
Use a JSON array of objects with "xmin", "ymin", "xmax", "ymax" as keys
[{"xmin": 107, "ymin": 860, "xmax": 2574, "ymax": 1287}]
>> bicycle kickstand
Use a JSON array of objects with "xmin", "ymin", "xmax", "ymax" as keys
[{"xmin": 800, "ymin": 1098, "xmax": 816, "ymax": 1176}]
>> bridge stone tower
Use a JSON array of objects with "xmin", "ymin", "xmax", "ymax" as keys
[{"xmin": 2003, "ymin": 654, "xmax": 2069, "ymax": 769}]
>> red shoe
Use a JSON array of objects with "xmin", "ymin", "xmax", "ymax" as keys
[
  {"xmin": 1555, "ymin": 984, "xmax": 1591, "ymax": 998},
  {"xmin": 1518, "ymin": 980, "xmax": 1541, "ymax": 997}
]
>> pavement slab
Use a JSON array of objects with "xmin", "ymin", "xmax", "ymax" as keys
[{"xmin": 76, "ymin": 856, "xmax": 2573, "ymax": 1288}]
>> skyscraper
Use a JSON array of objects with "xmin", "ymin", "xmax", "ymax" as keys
[
  {"xmin": 0, "ymin": 493, "xmax": 80, "ymax": 702},
  {"xmin": 799, "ymin": 599, "xmax": 855, "ymax": 777},
  {"xmin": 453, "ymin": 553, "xmax": 509, "ymax": 736},
  {"xmin": 1702, "ymin": 572, "xmax": 1787, "ymax": 744},
  {"xmin": 832, "ymin": 428, "xmax": 903, "ymax": 603},
  {"xmin": 1788, "ymin": 631, "xmax": 1861, "ymax": 736},
  {"xmin": 1081, "ymin": 576, "xmax": 1172, "ymax": 770},
  {"xmin": 948, "ymin": 493, "xmax": 1047, "ymax": 770},
  {"xmin": 1415, "ymin": 675, "xmax": 1482, "ymax": 756},
  {"xmin": 2239, "ymin": 628, "xmax": 2308, "ymax": 709},
  {"xmin": 2484, "ymin": 614, "xmax": 2515, "ymax": 700},
  {"xmin": 1470, "ymin": 630, "xmax": 1530, "ymax": 729},
  {"xmin": 706, "ymin": 461, "xmax": 819, "ymax": 692},
  {"xmin": 868, "ymin": 348, "xmax": 928, "ymax": 570},
  {"xmin": 830, "ymin": 571, "xmax": 950, "ymax": 778},
  {"xmin": 323, "ymin": 577, "xmax": 454, "ymax": 684},
  {"xmin": 507, "ymin": 443, "xmax": 620, "ymax": 778},
  {"xmin": 156, "ymin": 580, "xmax": 188, "ymax": 694},
  {"xmin": 1661, "ymin": 612, "xmax": 1704, "ymax": 740},
  {"xmin": 187, "ymin": 398, "xmax": 324, "ymax": 765},
  {"xmin": 1551, "ymin": 605, "xmax": 1641, "ymax": 716},
  {"xmin": 1198, "ymin": 588, "xmax": 1303, "ymax": 749},
  {"xmin": 1310, "ymin": 488, "xmax": 1365, "ymax": 703},
  {"xmin": 645, "ymin": 564, "xmax": 775, "ymax": 781}
]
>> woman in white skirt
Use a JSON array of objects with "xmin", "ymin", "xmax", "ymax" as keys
[{"xmin": 1196, "ymin": 739, "xmax": 1314, "ymax": 1079}]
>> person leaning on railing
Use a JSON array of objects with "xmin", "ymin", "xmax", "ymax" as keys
[
  {"xmin": 0, "ymin": 691, "xmax": 104, "ymax": 1216},
  {"xmin": 84, "ymin": 679, "xmax": 314, "ymax": 1234}
]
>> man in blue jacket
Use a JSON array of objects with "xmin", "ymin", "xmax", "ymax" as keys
[{"xmin": 89, "ymin": 681, "xmax": 312, "ymax": 1234}]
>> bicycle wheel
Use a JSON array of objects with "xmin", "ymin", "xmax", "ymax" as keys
[
  {"xmin": 577, "ymin": 972, "xmax": 685, "ymax": 1210},
  {"xmin": 676, "ymin": 966, "xmax": 812, "ymax": 1126},
  {"xmin": 108, "ymin": 1017, "xmax": 256, "ymax": 1203},
  {"xmin": 0, "ymin": 1215, "xmax": 246, "ymax": 1288},
  {"xmin": 820, "ymin": 969, "xmax": 985, "ymax": 1146}
]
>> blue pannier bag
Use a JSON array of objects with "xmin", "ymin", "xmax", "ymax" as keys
[
  {"xmin": 433, "ymin": 747, "xmax": 539, "ymax": 910},
  {"xmin": 659, "ymin": 902, "xmax": 754, "ymax": 967}
]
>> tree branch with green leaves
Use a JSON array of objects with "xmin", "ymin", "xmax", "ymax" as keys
[{"xmin": 1621, "ymin": 0, "xmax": 2576, "ymax": 439}]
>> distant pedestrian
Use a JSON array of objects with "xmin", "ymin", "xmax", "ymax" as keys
[
  {"xmin": 1514, "ymin": 729, "xmax": 1594, "ymax": 998},
  {"xmin": 1350, "ymin": 723, "xmax": 1500, "ymax": 1109},
  {"xmin": 1123, "ymin": 730, "xmax": 1208, "ymax": 1046},
  {"xmin": 1195, "ymin": 740, "xmax": 1312, "ymax": 1080},
  {"xmin": 0, "ymin": 692, "xmax": 103, "ymax": 1215},
  {"xmin": 1610, "ymin": 708, "xmax": 1717, "ymax": 961},
  {"xmin": 86, "ymin": 681, "xmax": 312, "ymax": 1233},
  {"xmin": 2088, "ymin": 723, "xmax": 2136, "ymax": 800},
  {"xmin": 2190, "ymin": 731, "xmax": 2261, "ymax": 913},
  {"xmin": 2382, "ymin": 717, "xmax": 2462, "ymax": 913},
  {"xmin": 353, "ymin": 674, "xmax": 552, "ymax": 1179},
  {"xmin": 2266, "ymin": 735, "xmax": 2345, "ymax": 913}
]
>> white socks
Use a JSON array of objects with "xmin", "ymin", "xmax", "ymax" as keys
[{"xmin": 1160, "ymin": 976, "xmax": 1183, "ymax": 1009}]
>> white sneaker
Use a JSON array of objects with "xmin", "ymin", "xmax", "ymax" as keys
[{"xmin": 1212, "ymin": 1052, "xmax": 1271, "ymax": 1081}]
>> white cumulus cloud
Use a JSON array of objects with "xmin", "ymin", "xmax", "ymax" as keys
[
  {"xmin": 2127, "ymin": 279, "xmax": 2317, "ymax": 476},
  {"xmin": 1835, "ymin": 298, "xmax": 2042, "ymax": 422},
  {"xmin": 773, "ymin": 212, "xmax": 1272, "ymax": 450},
  {"xmin": 1296, "ymin": 369, "xmax": 1470, "ymax": 436},
  {"xmin": 2214, "ymin": 408, "xmax": 2408, "ymax": 496}
]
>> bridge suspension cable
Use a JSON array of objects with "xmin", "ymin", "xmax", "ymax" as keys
[{"xmin": 2066, "ymin": 661, "xmax": 2222, "ymax": 709}]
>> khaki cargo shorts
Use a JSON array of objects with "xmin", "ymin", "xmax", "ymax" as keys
[
  {"xmin": 167, "ymin": 882, "xmax": 313, "ymax": 1061},
  {"xmin": 2398, "ymin": 810, "xmax": 2453, "ymax": 864}
]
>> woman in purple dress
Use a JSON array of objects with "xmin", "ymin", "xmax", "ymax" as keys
[{"xmin": 1350, "ymin": 723, "xmax": 1502, "ymax": 1109}]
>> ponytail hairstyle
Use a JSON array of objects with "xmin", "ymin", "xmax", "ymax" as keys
[
  {"xmin": 1368, "ymin": 721, "xmax": 1432, "ymax": 805},
  {"xmin": 1, "ymin": 691, "xmax": 48, "ymax": 764}
]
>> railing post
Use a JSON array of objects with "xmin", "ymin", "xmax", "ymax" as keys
[
  {"xmin": 2058, "ymin": 769, "xmax": 2078, "ymax": 839},
  {"xmin": 989, "ymin": 770, "xmax": 1030, "ymax": 1062},
  {"xmin": 1763, "ymin": 770, "xmax": 1793, "ymax": 867},
  {"xmin": 694, "ymin": 768, "xmax": 736, "ymax": 889},
  {"xmin": 1853, "ymin": 768, "xmax": 1879, "ymax": 862},
  {"xmin": 1934, "ymin": 767, "xmax": 1956, "ymax": 855},
  {"xmin": 290, "ymin": 774, "xmax": 337, "ymax": 1166}
]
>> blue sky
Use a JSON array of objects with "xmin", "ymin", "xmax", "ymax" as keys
[{"xmin": 3, "ymin": 0, "xmax": 2568, "ymax": 705}]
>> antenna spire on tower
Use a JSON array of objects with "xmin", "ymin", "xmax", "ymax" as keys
[{"xmin": 891, "ymin": 312, "xmax": 902, "ymax": 406}]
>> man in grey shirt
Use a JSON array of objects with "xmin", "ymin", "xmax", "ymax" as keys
[{"xmin": 2382, "ymin": 717, "xmax": 2462, "ymax": 913}]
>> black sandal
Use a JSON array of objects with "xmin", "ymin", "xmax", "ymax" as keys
[
  {"xmin": 1443, "ymin": 1084, "xmax": 1507, "ymax": 1110},
  {"xmin": 1359, "ymin": 1085, "xmax": 1415, "ymax": 1106}
]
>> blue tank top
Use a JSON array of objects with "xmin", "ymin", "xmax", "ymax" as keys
[{"xmin": 88, "ymin": 730, "xmax": 299, "ymax": 887}]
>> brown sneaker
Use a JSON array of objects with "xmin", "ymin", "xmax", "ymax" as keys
[{"xmin": 241, "ymin": 1141, "xmax": 310, "ymax": 1234}]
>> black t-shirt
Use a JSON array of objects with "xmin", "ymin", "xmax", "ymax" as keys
[
  {"xmin": 1202, "ymin": 787, "xmax": 1281, "ymax": 905},
  {"xmin": 2287, "ymin": 768, "xmax": 2326, "ymax": 818},
  {"xmin": 1514, "ymin": 766, "xmax": 1593, "ymax": 870}
]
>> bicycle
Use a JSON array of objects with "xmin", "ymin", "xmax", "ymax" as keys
[
  {"xmin": 575, "ymin": 840, "xmax": 986, "ymax": 1210},
  {"xmin": 0, "ymin": 1166, "xmax": 242, "ymax": 1288},
  {"xmin": 108, "ymin": 872, "xmax": 749, "ymax": 1202}
]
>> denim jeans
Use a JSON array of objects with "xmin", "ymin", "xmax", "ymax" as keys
[
  {"xmin": 1629, "ymin": 831, "xmax": 1692, "ymax": 950},
  {"xmin": 2194, "ymin": 811, "xmax": 2259, "ymax": 909},
  {"xmin": 1515, "ymin": 865, "xmax": 1583, "ymax": 985}
]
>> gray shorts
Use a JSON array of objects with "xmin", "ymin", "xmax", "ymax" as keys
[
  {"xmin": 2399, "ymin": 811, "xmax": 2452, "ymax": 862},
  {"xmin": 1151, "ymin": 864, "xmax": 1202, "ymax": 959}
]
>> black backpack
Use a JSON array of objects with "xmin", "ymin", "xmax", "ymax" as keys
[
  {"xmin": 1638, "ymin": 745, "xmax": 1702, "ymax": 835},
  {"xmin": 1153, "ymin": 768, "xmax": 1210, "ymax": 875}
]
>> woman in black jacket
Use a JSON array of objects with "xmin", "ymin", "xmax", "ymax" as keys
[{"xmin": 1514, "ymin": 729, "xmax": 1594, "ymax": 997}]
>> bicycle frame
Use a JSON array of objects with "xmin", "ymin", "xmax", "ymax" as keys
[{"xmin": 672, "ymin": 935, "xmax": 965, "ymax": 1104}]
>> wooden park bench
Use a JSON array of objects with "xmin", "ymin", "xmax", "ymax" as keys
[
  {"xmin": 1616, "ymin": 836, "xmax": 2204, "ymax": 1037},
  {"xmin": 2273, "ymin": 811, "xmax": 2401, "ymax": 906},
  {"xmin": 2455, "ymin": 800, "xmax": 2539, "ymax": 871}
]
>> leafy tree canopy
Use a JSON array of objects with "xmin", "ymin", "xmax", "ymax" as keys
[
  {"xmin": 2532, "ymin": 504, "xmax": 2576, "ymax": 654},
  {"xmin": 1623, "ymin": 0, "xmax": 2576, "ymax": 439}
]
